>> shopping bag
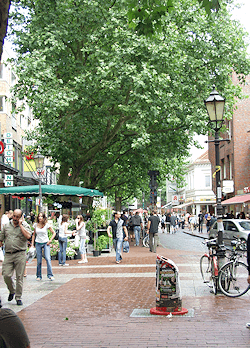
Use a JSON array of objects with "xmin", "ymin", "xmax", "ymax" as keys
[
  {"xmin": 74, "ymin": 234, "xmax": 80, "ymax": 248},
  {"xmin": 123, "ymin": 240, "xmax": 130, "ymax": 253},
  {"xmin": 26, "ymin": 247, "xmax": 36, "ymax": 263},
  {"xmin": 0, "ymin": 247, "xmax": 4, "ymax": 261}
]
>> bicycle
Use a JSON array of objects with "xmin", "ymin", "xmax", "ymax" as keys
[
  {"xmin": 143, "ymin": 234, "xmax": 149, "ymax": 248},
  {"xmin": 200, "ymin": 238, "xmax": 220, "ymax": 294},
  {"xmin": 200, "ymin": 238, "xmax": 250, "ymax": 297},
  {"xmin": 218, "ymin": 239, "xmax": 250, "ymax": 297}
]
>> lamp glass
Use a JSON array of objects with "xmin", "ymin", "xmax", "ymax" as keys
[{"xmin": 34, "ymin": 153, "xmax": 44, "ymax": 170}]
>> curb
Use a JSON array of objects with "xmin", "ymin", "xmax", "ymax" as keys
[{"xmin": 183, "ymin": 230, "xmax": 208, "ymax": 240}]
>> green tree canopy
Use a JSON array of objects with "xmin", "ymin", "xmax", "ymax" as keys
[{"xmin": 10, "ymin": 0, "xmax": 250, "ymax": 206}]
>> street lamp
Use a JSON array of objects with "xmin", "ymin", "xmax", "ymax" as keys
[
  {"xmin": 204, "ymin": 87, "xmax": 226, "ymax": 246},
  {"xmin": 33, "ymin": 150, "xmax": 45, "ymax": 213}
]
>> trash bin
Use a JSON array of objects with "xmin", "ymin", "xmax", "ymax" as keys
[{"xmin": 150, "ymin": 255, "xmax": 188, "ymax": 315}]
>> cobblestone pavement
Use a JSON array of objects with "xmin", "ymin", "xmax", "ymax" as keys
[{"xmin": 0, "ymin": 235, "xmax": 250, "ymax": 347}]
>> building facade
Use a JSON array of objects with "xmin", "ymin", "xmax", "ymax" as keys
[{"xmin": 208, "ymin": 74, "xmax": 250, "ymax": 216}]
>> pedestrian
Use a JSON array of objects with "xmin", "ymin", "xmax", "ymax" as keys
[
  {"xmin": 146, "ymin": 210, "xmax": 160, "ymax": 253},
  {"xmin": 166, "ymin": 213, "xmax": 171, "ymax": 233},
  {"xmin": 31, "ymin": 212, "xmax": 56, "ymax": 280},
  {"xmin": 161, "ymin": 214, "xmax": 166, "ymax": 233},
  {"xmin": 127, "ymin": 211, "xmax": 134, "ymax": 241},
  {"xmin": 206, "ymin": 214, "xmax": 212, "ymax": 233},
  {"xmin": 189, "ymin": 214, "xmax": 197, "ymax": 234},
  {"xmin": 0, "ymin": 307, "xmax": 30, "ymax": 347},
  {"xmin": 198, "ymin": 211, "xmax": 204, "ymax": 233},
  {"xmin": 74, "ymin": 215, "xmax": 88, "ymax": 264},
  {"xmin": 246, "ymin": 233, "xmax": 250, "ymax": 328},
  {"xmin": 0, "ymin": 209, "xmax": 32, "ymax": 306},
  {"xmin": 107, "ymin": 211, "xmax": 128, "ymax": 264},
  {"xmin": 131, "ymin": 211, "xmax": 143, "ymax": 246},
  {"xmin": 170, "ymin": 213, "xmax": 177, "ymax": 233},
  {"xmin": 58, "ymin": 214, "xmax": 73, "ymax": 266}
]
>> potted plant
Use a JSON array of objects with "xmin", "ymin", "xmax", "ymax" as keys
[
  {"xmin": 96, "ymin": 234, "xmax": 110, "ymax": 253},
  {"xmin": 86, "ymin": 209, "xmax": 106, "ymax": 256},
  {"xmin": 50, "ymin": 240, "xmax": 59, "ymax": 260},
  {"xmin": 66, "ymin": 243, "xmax": 77, "ymax": 259}
]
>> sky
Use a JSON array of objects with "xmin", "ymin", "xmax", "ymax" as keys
[{"xmin": 190, "ymin": 0, "xmax": 250, "ymax": 161}]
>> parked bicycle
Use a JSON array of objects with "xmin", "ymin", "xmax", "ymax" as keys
[
  {"xmin": 200, "ymin": 238, "xmax": 250, "ymax": 297},
  {"xmin": 143, "ymin": 234, "xmax": 149, "ymax": 248}
]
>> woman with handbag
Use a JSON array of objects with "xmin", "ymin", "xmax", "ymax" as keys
[
  {"xmin": 74, "ymin": 215, "xmax": 88, "ymax": 264},
  {"xmin": 58, "ymin": 214, "xmax": 72, "ymax": 267}
]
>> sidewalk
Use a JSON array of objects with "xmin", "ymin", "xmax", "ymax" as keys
[{"xmin": 0, "ymin": 239, "xmax": 250, "ymax": 347}]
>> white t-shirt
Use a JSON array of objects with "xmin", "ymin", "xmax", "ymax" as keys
[
  {"xmin": 34, "ymin": 223, "xmax": 50, "ymax": 243},
  {"xmin": 77, "ymin": 222, "xmax": 86, "ymax": 238},
  {"xmin": 1, "ymin": 214, "xmax": 9, "ymax": 229},
  {"xmin": 59, "ymin": 222, "xmax": 68, "ymax": 238}
]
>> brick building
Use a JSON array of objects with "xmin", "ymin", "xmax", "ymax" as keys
[{"xmin": 208, "ymin": 74, "xmax": 250, "ymax": 216}]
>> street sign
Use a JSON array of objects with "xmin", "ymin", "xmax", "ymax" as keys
[
  {"xmin": 172, "ymin": 194, "xmax": 179, "ymax": 205},
  {"xmin": 222, "ymin": 180, "xmax": 234, "ymax": 193}
]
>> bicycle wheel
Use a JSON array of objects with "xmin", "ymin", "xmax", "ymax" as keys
[
  {"xmin": 218, "ymin": 261, "xmax": 250, "ymax": 297},
  {"xmin": 143, "ymin": 235, "xmax": 149, "ymax": 248},
  {"xmin": 200, "ymin": 255, "xmax": 211, "ymax": 284},
  {"xmin": 211, "ymin": 261, "xmax": 218, "ymax": 295}
]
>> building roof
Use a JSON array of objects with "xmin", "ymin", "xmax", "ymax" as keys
[{"xmin": 193, "ymin": 150, "xmax": 209, "ymax": 163}]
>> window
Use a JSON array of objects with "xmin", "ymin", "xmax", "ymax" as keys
[
  {"xmin": 0, "ymin": 96, "xmax": 5, "ymax": 112},
  {"xmin": 11, "ymin": 72, "xmax": 16, "ymax": 85},
  {"xmin": 0, "ymin": 63, "xmax": 3, "ymax": 79},
  {"xmin": 205, "ymin": 175, "xmax": 210, "ymax": 187},
  {"xmin": 12, "ymin": 103, "xmax": 17, "ymax": 130}
]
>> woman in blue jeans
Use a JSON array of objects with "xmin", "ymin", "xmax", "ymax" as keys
[
  {"xmin": 58, "ymin": 215, "xmax": 71, "ymax": 266},
  {"xmin": 31, "ymin": 213, "xmax": 56, "ymax": 281}
]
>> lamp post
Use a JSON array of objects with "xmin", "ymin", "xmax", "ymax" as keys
[
  {"xmin": 33, "ymin": 150, "xmax": 45, "ymax": 213},
  {"xmin": 204, "ymin": 87, "xmax": 226, "ymax": 246}
]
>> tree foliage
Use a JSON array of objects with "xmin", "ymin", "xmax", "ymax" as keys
[{"xmin": 9, "ymin": 0, "xmax": 250, "ymax": 206}]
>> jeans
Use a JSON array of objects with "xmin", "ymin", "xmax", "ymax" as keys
[
  {"xmin": 58, "ymin": 237, "xmax": 68, "ymax": 265},
  {"xmin": 133, "ymin": 226, "xmax": 141, "ymax": 246},
  {"xmin": 35, "ymin": 242, "xmax": 53, "ymax": 279},
  {"xmin": 114, "ymin": 238, "xmax": 123, "ymax": 262},
  {"xmin": 149, "ymin": 233, "xmax": 159, "ymax": 253},
  {"xmin": 79, "ymin": 237, "xmax": 86, "ymax": 255}
]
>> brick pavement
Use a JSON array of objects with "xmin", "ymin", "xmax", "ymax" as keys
[{"xmin": 1, "ymin": 236, "xmax": 250, "ymax": 347}]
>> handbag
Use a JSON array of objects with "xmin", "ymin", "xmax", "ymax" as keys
[
  {"xmin": 74, "ymin": 234, "xmax": 80, "ymax": 248},
  {"xmin": 0, "ymin": 247, "xmax": 4, "ymax": 262},
  {"xmin": 123, "ymin": 240, "xmax": 130, "ymax": 253}
]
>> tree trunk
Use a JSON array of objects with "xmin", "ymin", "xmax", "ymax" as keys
[
  {"xmin": 115, "ymin": 193, "xmax": 122, "ymax": 212},
  {"xmin": 0, "ymin": 0, "xmax": 11, "ymax": 60}
]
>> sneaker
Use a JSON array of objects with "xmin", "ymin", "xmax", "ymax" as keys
[
  {"xmin": 62, "ymin": 264, "xmax": 69, "ymax": 267},
  {"xmin": 58, "ymin": 264, "xmax": 63, "ymax": 266},
  {"xmin": 48, "ymin": 276, "xmax": 55, "ymax": 281},
  {"xmin": 36, "ymin": 277, "xmax": 42, "ymax": 281},
  {"xmin": 8, "ymin": 293, "xmax": 15, "ymax": 301},
  {"xmin": 78, "ymin": 260, "xmax": 85, "ymax": 264},
  {"xmin": 16, "ymin": 300, "xmax": 23, "ymax": 306},
  {"xmin": 246, "ymin": 323, "xmax": 250, "ymax": 329}
]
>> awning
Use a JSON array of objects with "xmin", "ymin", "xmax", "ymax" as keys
[
  {"xmin": 221, "ymin": 194, "xmax": 250, "ymax": 205},
  {"xmin": 172, "ymin": 202, "xmax": 193, "ymax": 210},
  {"xmin": 0, "ymin": 185, "xmax": 103, "ymax": 197},
  {"xmin": 161, "ymin": 202, "xmax": 172, "ymax": 208}
]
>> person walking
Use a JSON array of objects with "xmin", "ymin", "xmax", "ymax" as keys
[
  {"xmin": 146, "ymin": 210, "xmax": 160, "ymax": 253},
  {"xmin": 131, "ymin": 211, "xmax": 143, "ymax": 246},
  {"xmin": 58, "ymin": 214, "xmax": 72, "ymax": 266},
  {"xmin": 75, "ymin": 215, "xmax": 88, "ymax": 264},
  {"xmin": 0, "ymin": 209, "xmax": 32, "ymax": 306},
  {"xmin": 170, "ymin": 213, "xmax": 177, "ymax": 234},
  {"xmin": 198, "ymin": 211, "xmax": 204, "ymax": 233},
  {"xmin": 31, "ymin": 212, "xmax": 56, "ymax": 280},
  {"xmin": 107, "ymin": 211, "xmax": 128, "ymax": 264}
]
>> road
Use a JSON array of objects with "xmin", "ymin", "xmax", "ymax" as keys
[{"xmin": 159, "ymin": 228, "xmax": 208, "ymax": 253}]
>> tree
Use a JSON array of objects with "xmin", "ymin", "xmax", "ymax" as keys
[
  {"xmin": 10, "ymin": 0, "xmax": 250, "ymax": 205},
  {"xmin": 0, "ymin": 0, "xmax": 11, "ymax": 59},
  {"xmin": 0, "ymin": 0, "xmax": 222, "ymax": 60}
]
